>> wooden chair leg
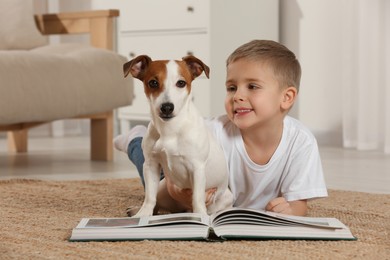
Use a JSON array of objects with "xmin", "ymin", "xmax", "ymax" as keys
[
  {"xmin": 7, "ymin": 129, "xmax": 28, "ymax": 153},
  {"xmin": 90, "ymin": 111, "xmax": 113, "ymax": 161}
]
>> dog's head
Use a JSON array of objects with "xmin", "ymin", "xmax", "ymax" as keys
[{"xmin": 123, "ymin": 55, "xmax": 209, "ymax": 121}]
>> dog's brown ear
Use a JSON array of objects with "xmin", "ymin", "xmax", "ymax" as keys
[
  {"xmin": 182, "ymin": 55, "xmax": 210, "ymax": 79},
  {"xmin": 123, "ymin": 55, "xmax": 152, "ymax": 80}
]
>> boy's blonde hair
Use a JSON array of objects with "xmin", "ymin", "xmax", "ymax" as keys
[{"xmin": 226, "ymin": 40, "xmax": 301, "ymax": 92}]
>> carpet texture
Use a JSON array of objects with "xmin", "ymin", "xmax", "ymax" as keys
[{"xmin": 0, "ymin": 178, "xmax": 389, "ymax": 259}]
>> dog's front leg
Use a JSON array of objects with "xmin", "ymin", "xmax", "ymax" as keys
[
  {"xmin": 191, "ymin": 165, "xmax": 208, "ymax": 215},
  {"xmin": 134, "ymin": 160, "xmax": 161, "ymax": 217}
]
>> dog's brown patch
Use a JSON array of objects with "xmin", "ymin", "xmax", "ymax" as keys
[
  {"xmin": 176, "ymin": 60, "xmax": 194, "ymax": 94},
  {"xmin": 142, "ymin": 61, "xmax": 168, "ymax": 99}
]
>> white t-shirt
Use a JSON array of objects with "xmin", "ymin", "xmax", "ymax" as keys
[{"xmin": 205, "ymin": 115, "xmax": 328, "ymax": 210}]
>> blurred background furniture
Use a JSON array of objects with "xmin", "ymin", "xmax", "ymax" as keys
[{"xmin": 0, "ymin": 0, "xmax": 133, "ymax": 161}]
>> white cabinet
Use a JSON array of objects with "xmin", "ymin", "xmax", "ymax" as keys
[
  {"xmin": 118, "ymin": 0, "xmax": 209, "ymax": 31},
  {"xmin": 92, "ymin": 0, "xmax": 279, "ymax": 133}
]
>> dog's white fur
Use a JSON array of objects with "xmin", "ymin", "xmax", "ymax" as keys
[{"xmin": 123, "ymin": 55, "xmax": 233, "ymax": 216}]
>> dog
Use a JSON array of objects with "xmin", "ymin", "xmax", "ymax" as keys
[{"xmin": 123, "ymin": 55, "xmax": 233, "ymax": 217}]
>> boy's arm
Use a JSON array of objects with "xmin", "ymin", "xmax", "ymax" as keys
[
  {"xmin": 266, "ymin": 197, "xmax": 307, "ymax": 216},
  {"xmin": 166, "ymin": 180, "xmax": 217, "ymax": 209}
]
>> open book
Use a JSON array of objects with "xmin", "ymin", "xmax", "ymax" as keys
[{"xmin": 69, "ymin": 208, "xmax": 356, "ymax": 242}]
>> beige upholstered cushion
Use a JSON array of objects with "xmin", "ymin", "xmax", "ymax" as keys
[
  {"xmin": 0, "ymin": 0, "xmax": 47, "ymax": 50},
  {"xmin": 0, "ymin": 43, "xmax": 133, "ymax": 124}
]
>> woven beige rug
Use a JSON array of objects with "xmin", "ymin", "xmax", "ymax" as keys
[{"xmin": 0, "ymin": 178, "xmax": 389, "ymax": 259}]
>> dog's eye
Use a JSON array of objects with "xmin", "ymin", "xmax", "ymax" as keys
[
  {"xmin": 176, "ymin": 80, "xmax": 186, "ymax": 88},
  {"xmin": 148, "ymin": 80, "xmax": 159, "ymax": 89}
]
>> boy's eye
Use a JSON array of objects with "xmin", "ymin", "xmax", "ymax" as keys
[
  {"xmin": 226, "ymin": 86, "xmax": 236, "ymax": 92},
  {"xmin": 248, "ymin": 84, "xmax": 259, "ymax": 90}
]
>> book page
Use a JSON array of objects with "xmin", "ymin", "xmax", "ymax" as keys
[
  {"xmin": 267, "ymin": 212, "xmax": 345, "ymax": 229},
  {"xmin": 77, "ymin": 213, "xmax": 210, "ymax": 229},
  {"xmin": 139, "ymin": 213, "xmax": 210, "ymax": 227},
  {"xmin": 212, "ymin": 223, "xmax": 355, "ymax": 240},
  {"xmin": 212, "ymin": 208, "xmax": 343, "ymax": 229}
]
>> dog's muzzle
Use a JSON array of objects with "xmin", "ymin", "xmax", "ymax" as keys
[{"xmin": 160, "ymin": 102, "xmax": 174, "ymax": 120}]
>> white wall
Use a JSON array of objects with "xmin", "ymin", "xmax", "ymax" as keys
[
  {"xmin": 280, "ymin": 0, "xmax": 344, "ymax": 145},
  {"xmin": 210, "ymin": 0, "xmax": 279, "ymax": 117}
]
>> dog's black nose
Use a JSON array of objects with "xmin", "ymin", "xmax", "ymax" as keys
[{"xmin": 160, "ymin": 102, "xmax": 174, "ymax": 117}]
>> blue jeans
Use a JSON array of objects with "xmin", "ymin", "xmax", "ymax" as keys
[{"xmin": 127, "ymin": 137, "xmax": 164, "ymax": 187}]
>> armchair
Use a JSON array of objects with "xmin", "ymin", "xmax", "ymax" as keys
[{"xmin": 0, "ymin": 2, "xmax": 133, "ymax": 161}]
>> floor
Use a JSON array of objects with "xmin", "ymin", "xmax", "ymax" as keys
[{"xmin": 0, "ymin": 136, "xmax": 389, "ymax": 194}]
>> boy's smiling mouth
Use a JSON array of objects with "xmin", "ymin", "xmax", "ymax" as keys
[{"xmin": 234, "ymin": 108, "xmax": 253, "ymax": 115}]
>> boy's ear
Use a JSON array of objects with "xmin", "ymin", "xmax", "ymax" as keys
[{"xmin": 281, "ymin": 86, "xmax": 297, "ymax": 110}]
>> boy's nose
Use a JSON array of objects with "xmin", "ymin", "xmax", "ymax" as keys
[{"xmin": 233, "ymin": 90, "xmax": 245, "ymax": 102}]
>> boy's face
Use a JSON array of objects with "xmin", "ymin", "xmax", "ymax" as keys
[{"xmin": 225, "ymin": 59, "xmax": 291, "ymax": 130}]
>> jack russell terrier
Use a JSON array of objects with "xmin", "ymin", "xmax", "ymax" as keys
[{"xmin": 123, "ymin": 55, "xmax": 233, "ymax": 216}]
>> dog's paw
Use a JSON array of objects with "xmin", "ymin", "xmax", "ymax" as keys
[
  {"xmin": 128, "ymin": 206, "xmax": 156, "ymax": 217},
  {"xmin": 126, "ymin": 206, "xmax": 141, "ymax": 217},
  {"xmin": 192, "ymin": 205, "xmax": 208, "ymax": 215}
]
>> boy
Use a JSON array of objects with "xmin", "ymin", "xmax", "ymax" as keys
[{"xmin": 114, "ymin": 40, "xmax": 328, "ymax": 216}]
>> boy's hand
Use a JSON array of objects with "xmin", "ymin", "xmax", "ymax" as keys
[
  {"xmin": 266, "ymin": 197, "xmax": 307, "ymax": 216},
  {"xmin": 167, "ymin": 180, "xmax": 217, "ymax": 210}
]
